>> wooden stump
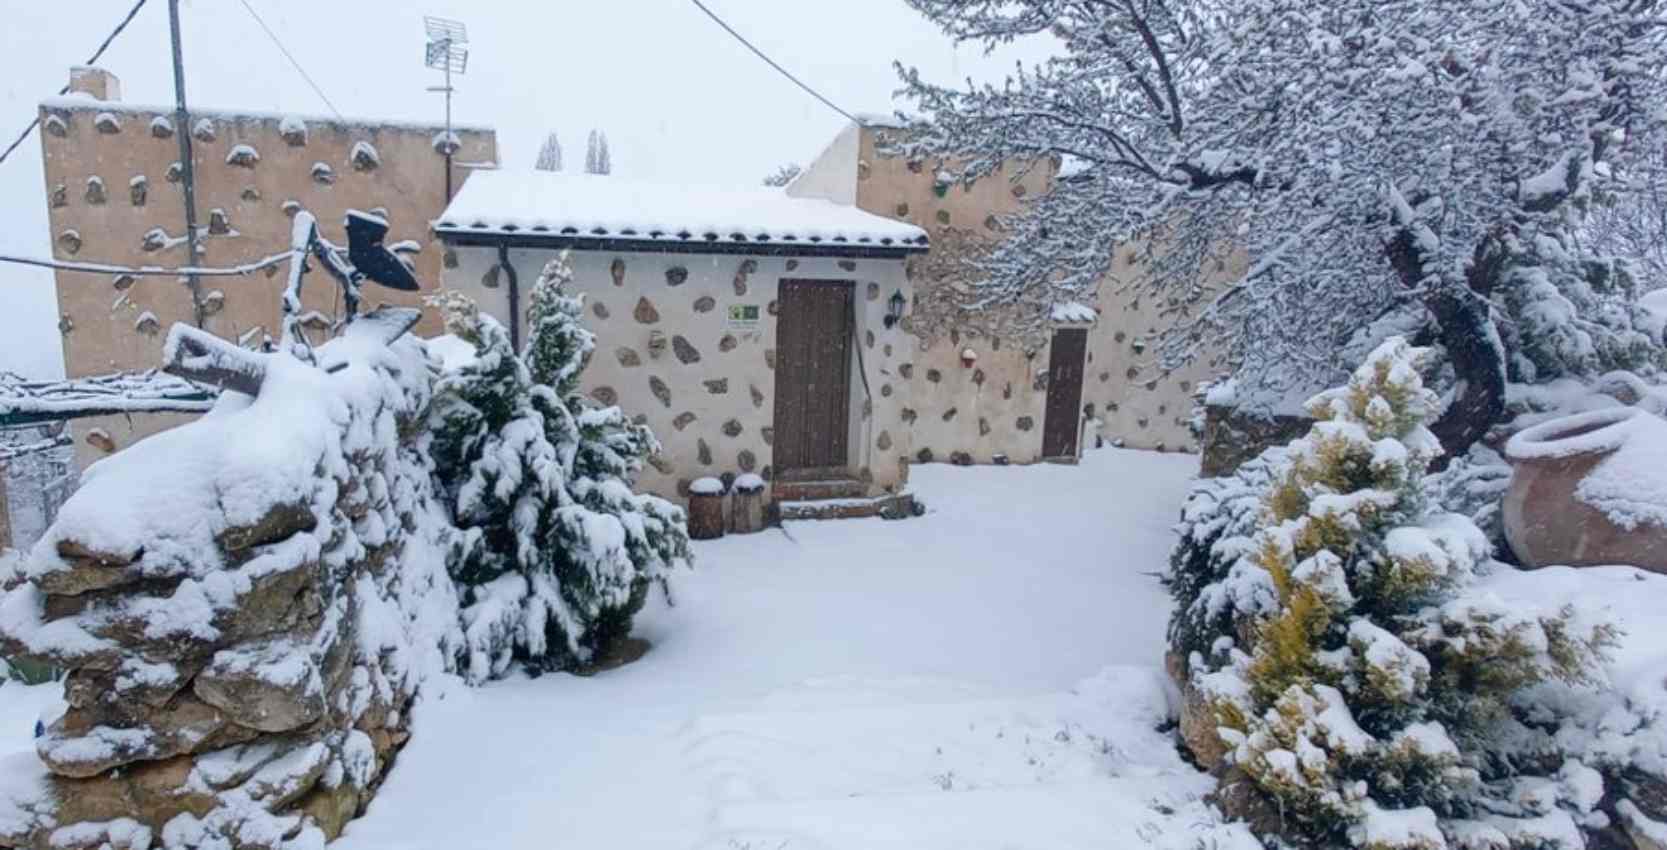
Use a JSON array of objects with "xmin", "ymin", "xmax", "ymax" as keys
[
  {"xmin": 688, "ymin": 478, "xmax": 726, "ymax": 540},
  {"xmin": 729, "ymin": 475, "xmax": 768, "ymax": 534}
]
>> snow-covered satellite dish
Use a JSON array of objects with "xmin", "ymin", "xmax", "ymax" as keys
[{"xmin": 345, "ymin": 211, "xmax": 419, "ymax": 292}]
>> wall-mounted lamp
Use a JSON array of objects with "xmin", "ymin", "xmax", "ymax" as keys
[
  {"xmin": 961, "ymin": 347, "xmax": 979, "ymax": 369},
  {"xmin": 883, "ymin": 290, "xmax": 907, "ymax": 329}
]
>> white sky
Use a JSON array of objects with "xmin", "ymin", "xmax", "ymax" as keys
[{"xmin": 0, "ymin": 0, "xmax": 1050, "ymax": 378}]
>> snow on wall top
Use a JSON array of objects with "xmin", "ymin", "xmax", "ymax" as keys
[
  {"xmin": 434, "ymin": 170, "xmax": 929, "ymax": 254},
  {"xmin": 1051, "ymin": 301, "xmax": 1098, "ymax": 325},
  {"xmin": 39, "ymin": 95, "xmax": 493, "ymax": 135}
]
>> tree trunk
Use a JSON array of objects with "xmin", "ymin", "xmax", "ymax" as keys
[
  {"xmin": 1424, "ymin": 288, "xmax": 1506, "ymax": 461},
  {"xmin": 1386, "ymin": 223, "xmax": 1508, "ymax": 464}
]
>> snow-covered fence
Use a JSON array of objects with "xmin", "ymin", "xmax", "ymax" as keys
[{"xmin": 0, "ymin": 320, "xmax": 460, "ymax": 849}]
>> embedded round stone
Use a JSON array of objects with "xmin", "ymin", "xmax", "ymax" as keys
[
  {"xmin": 649, "ymin": 376, "xmax": 671, "ymax": 407},
  {"xmin": 673, "ymin": 335, "xmax": 701, "ymax": 364},
  {"xmin": 615, "ymin": 347, "xmax": 641, "ymax": 367},
  {"xmin": 635, "ymin": 297, "xmax": 661, "ymax": 324},
  {"xmin": 694, "ymin": 296, "xmax": 716, "ymax": 313}
]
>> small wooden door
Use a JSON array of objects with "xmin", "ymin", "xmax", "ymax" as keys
[
  {"xmin": 1042, "ymin": 328, "xmax": 1088, "ymax": 458},
  {"xmin": 773, "ymin": 280, "xmax": 854, "ymax": 473}
]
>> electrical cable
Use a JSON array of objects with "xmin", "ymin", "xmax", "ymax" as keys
[
  {"xmin": 686, "ymin": 0, "xmax": 863, "ymax": 126},
  {"xmin": 236, "ymin": 0, "xmax": 345, "ymax": 121},
  {"xmin": 0, "ymin": 0, "xmax": 152, "ymax": 168}
]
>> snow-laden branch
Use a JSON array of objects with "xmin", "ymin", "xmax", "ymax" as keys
[
  {"xmin": 0, "ymin": 251, "xmax": 292, "ymax": 279},
  {"xmin": 896, "ymin": 0, "xmax": 1667, "ymax": 418},
  {"xmin": 0, "ymin": 370, "xmax": 215, "ymax": 427},
  {"xmin": 0, "ymin": 433, "xmax": 71, "ymax": 463}
]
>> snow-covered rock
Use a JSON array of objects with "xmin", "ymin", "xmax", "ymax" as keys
[{"xmin": 0, "ymin": 331, "xmax": 460, "ymax": 848}]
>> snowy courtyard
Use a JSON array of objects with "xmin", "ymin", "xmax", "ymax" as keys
[{"xmin": 330, "ymin": 447, "xmax": 1229, "ymax": 850}]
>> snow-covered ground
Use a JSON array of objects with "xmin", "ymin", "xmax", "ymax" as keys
[
  {"xmin": 335, "ymin": 448, "xmax": 1232, "ymax": 850},
  {"xmin": 5, "ymin": 447, "xmax": 1656, "ymax": 849}
]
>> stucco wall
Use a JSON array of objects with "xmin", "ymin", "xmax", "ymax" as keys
[
  {"xmin": 442, "ymin": 246, "xmax": 915, "ymax": 503},
  {"xmin": 822, "ymin": 125, "xmax": 1219, "ymax": 462},
  {"xmin": 785, "ymin": 123, "xmax": 859, "ymax": 206},
  {"xmin": 38, "ymin": 86, "xmax": 497, "ymax": 468}
]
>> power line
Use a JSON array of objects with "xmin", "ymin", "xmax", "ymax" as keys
[
  {"xmin": 236, "ymin": 0, "xmax": 344, "ymax": 121},
  {"xmin": 0, "ymin": 0, "xmax": 152, "ymax": 168},
  {"xmin": 685, "ymin": 0, "xmax": 862, "ymax": 126}
]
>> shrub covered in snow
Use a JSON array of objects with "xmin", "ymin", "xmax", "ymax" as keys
[
  {"xmin": 427, "ymin": 252, "xmax": 689, "ymax": 680},
  {"xmin": 1171, "ymin": 338, "xmax": 1618, "ymax": 849}
]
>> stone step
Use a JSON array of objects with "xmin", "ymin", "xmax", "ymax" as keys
[
  {"xmin": 777, "ymin": 493, "xmax": 916, "ymax": 521},
  {"xmin": 771, "ymin": 478, "xmax": 868, "ymax": 502}
]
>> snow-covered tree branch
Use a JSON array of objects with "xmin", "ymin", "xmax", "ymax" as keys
[{"xmin": 895, "ymin": 0, "xmax": 1667, "ymax": 453}]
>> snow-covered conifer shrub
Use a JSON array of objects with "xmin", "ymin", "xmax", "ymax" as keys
[
  {"xmin": 426, "ymin": 254, "xmax": 689, "ymax": 681},
  {"xmin": 1174, "ymin": 338, "xmax": 1617, "ymax": 848},
  {"xmin": 520, "ymin": 252, "xmax": 691, "ymax": 665}
]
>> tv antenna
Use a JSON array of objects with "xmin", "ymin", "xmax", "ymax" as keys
[{"xmin": 424, "ymin": 15, "xmax": 468, "ymax": 200}]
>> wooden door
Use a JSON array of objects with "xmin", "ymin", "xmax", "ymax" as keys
[
  {"xmin": 773, "ymin": 280, "xmax": 854, "ymax": 474},
  {"xmin": 1042, "ymin": 328, "xmax": 1088, "ymax": 458}
]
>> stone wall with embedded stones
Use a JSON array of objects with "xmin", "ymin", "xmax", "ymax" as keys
[
  {"xmin": 0, "ymin": 333, "xmax": 451, "ymax": 849},
  {"xmin": 1081, "ymin": 248, "xmax": 1225, "ymax": 455},
  {"xmin": 37, "ymin": 70, "xmax": 497, "ymax": 470},
  {"xmin": 793, "ymin": 126, "xmax": 1224, "ymax": 463},
  {"xmin": 441, "ymin": 246, "xmax": 916, "ymax": 503}
]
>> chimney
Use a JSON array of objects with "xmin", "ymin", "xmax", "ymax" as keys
[{"xmin": 67, "ymin": 66, "xmax": 121, "ymax": 102}]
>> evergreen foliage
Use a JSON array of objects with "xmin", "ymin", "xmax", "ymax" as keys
[
  {"xmin": 535, "ymin": 131, "xmax": 562, "ymax": 172},
  {"xmin": 585, "ymin": 130, "xmax": 612, "ymax": 175},
  {"xmin": 1174, "ymin": 338, "xmax": 1617, "ymax": 848},
  {"xmin": 763, "ymin": 163, "xmax": 802, "ymax": 188},
  {"xmin": 426, "ymin": 253, "xmax": 688, "ymax": 680}
]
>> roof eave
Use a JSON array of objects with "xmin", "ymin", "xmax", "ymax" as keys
[{"xmin": 432, "ymin": 227, "xmax": 930, "ymax": 259}]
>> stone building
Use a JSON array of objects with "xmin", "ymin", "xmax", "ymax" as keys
[
  {"xmin": 789, "ymin": 120, "xmax": 1224, "ymax": 464},
  {"xmin": 36, "ymin": 67, "xmax": 497, "ymax": 468},
  {"xmin": 434, "ymin": 169, "xmax": 929, "ymax": 508}
]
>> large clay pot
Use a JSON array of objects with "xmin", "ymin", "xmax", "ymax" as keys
[{"xmin": 1503, "ymin": 406, "xmax": 1667, "ymax": 572}]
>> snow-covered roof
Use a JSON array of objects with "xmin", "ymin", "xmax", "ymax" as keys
[
  {"xmin": 1051, "ymin": 301, "xmax": 1098, "ymax": 325},
  {"xmin": 434, "ymin": 170, "xmax": 929, "ymax": 257}
]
